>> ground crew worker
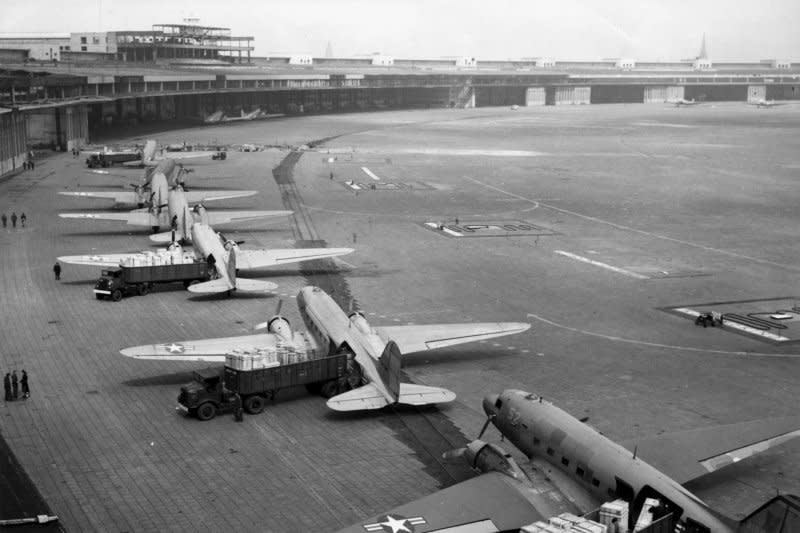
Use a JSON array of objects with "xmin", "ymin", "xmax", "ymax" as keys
[
  {"xmin": 11, "ymin": 370, "xmax": 18, "ymax": 399},
  {"xmin": 1, "ymin": 213, "xmax": 6, "ymax": 228},
  {"xmin": 21, "ymin": 370, "xmax": 29, "ymax": 399},
  {"xmin": 234, "ymin": 393, "xmax": 243, "ymax": 422},
  {"xmin": 3, "ymin": 373, "xmax": 11, "ymax": 401},
  {"xmin": 53, "ymin": 262, "xmax": 62, "ymax": 280},
  {"xmin": 330, "ymin": 171, "xmax": 334, "ymax": 180},
  {"xmin": 20, "ymin": 212, "xmax": 26, "ymax": 227},
  {"xmin": 11, "ymin": 212, "xmax": 17, "ymax": 228}
]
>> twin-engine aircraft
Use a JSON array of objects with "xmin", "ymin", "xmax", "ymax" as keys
[
  {"xmin": 59, "ymin": 223, "xmax": 353, "ymax": 295},
  {"xmin": 748, "ymin": 99, "xmax": 788, "ymax": 108},
  {"xmin": 120, "ymin": 286, "xmax": 530, "ymax": 409},
  {"xmin": 339, "ymin": 389, "xmax": 800, "ymax": 533},
  {"xmin": 673, "ymin": 98, "xmax": 700, "ymax": 107},
  {"xmin": 59, "ymin": 171, "xmax": 290, "ymax": 240}
]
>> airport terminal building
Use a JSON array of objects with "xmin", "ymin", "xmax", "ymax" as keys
[{"xmin": 1, "ymin": 21, "xmax": 798, "ymax": 178}]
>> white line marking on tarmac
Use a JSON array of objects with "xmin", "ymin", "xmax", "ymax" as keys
[
  {"xmin": 466, "ymin": 177, "xmax": 800, "ymax": 273},
  {"xmin": 555, "ymin": 250, "xmax": 649, "ymax": 280},
  {"xmin": 361, "ymin": 167, "xmax": 381, "ymax": 180},
  {"xmin": 526, "ymin": 312, "xmax": 800, "ymax": 358},
  {"xmin": 673, "ymin": 308, "xmax": 790, "ymax": 342}
]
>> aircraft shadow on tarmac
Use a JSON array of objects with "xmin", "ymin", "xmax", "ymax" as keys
[
  {"xmin": 187, "ymin": 291, "xmax": 277, "ymax": 302},
  {"xmin": 122, "ymin": 371, "xmax": 197, "ymax": 387}
]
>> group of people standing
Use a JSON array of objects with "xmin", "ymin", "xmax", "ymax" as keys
[
  {"xmin": 22, "ymin": 151, "xmax": 35, "ymax": 170},
  {"xmin": 4, "ymin": 370, "xmax": 30, "ymax": 401},
  {"xmin": 1, "ymin": 211, "xmax": 27, "ymax": 228}
]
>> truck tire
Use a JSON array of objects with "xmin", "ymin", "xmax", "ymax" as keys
[
  {"xmin": 244, "ymin": 395, "xmax": 265, "ymax": 414},
  {"xmin": 111, "ymin": 289, "xmax": 123, "ymax": 302},
  {"xmin": 140, "ymin": 284, "xmax": 150, "ymax": 295},
  {"xmin": 320, "ymin": 380, "xmax": 339, "ymax": 399},
  {"xmin": 196, "ymin": 402, "xmax": 217, "ymax": 421}
]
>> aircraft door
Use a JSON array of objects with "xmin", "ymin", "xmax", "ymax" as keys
[{"xmin": 630, "ymin": 485, "xmax": 683, "ymax": 532}]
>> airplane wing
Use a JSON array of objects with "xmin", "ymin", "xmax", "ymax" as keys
[
  {"xmin": 57, "ymin": 253, "xmax": 141, "ymax": 267},
  {"xmin": 119, "ymin": 333, "xmax": 278, "ymax": 361},
  {"xmin": 59, "ymin": 191, "xmax": 138, "ymax": 203},
  {"xmin": 376, "ymin": 322, "xmax": 531, "ymax": 354},
  {"xmin": 58, "ymin": 211, "xmax": 156, "ymax": 226},
  {"xmin": 184, "ymin": 190, "xmax": 258, "ymax": 203},
  {"xmin": 163, "ymin": 151, "xmax": 216, "ymax": 161},
  {"xmin": 235, "ymin": 248, "xmax": 354, "ymax": 270},
  {"xmin": 203, "ymin": 210, "xmax": 293, "ymax": 226},
  {"xmin": 335, "ymin": 472, "xmax": 545, "ymax": 533},
  {"xmin": 621, "ymin": 416, "xmax": 800, "ymax": 484},
  {"xmin": 326, "ymin": 383, "xmax": 456, "ymax": 412}
]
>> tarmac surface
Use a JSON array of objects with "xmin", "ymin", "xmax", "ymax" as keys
[{"xmin": 1, "ymin": 103, "xmax": 800, "ymax": 531}]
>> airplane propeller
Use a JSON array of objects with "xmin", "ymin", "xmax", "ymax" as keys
[
  {"xmin": 442, "ymin": 412, "xmax": 496, "ymax": 461},
  {"xmin": 254, "ymin": 299, "xmax": 283, "ymax": 330}
]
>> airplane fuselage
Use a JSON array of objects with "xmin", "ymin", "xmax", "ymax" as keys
[
  {"xmin": 485, "ymin": 390, "xmax": 734, "ymax": 532},
  {"xmin": 297, "ymin": 286, "xmax": 394, "ymax": 401}
]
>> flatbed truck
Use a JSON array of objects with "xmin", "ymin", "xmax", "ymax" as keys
[
  {"xmin": 177, "ymin": 354, "xmax": 349, "ymax": 420},
  {"xmin": 94, "ymin": 262, "xmax": 211, "ymax": 301},
  {"xmin": 86, "ymin": 151, "xmax": 142, "ymax": 168}
]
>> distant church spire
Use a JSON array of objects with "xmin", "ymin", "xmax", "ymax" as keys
[
  {"xmin": 325, "ymin": 40, "xmax": 333, "ymax": 58},
  {"xmin": 697, "ymin": 33, "xmax": 708, "ymax": 60}
]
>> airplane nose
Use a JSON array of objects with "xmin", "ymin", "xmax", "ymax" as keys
[{"xmin": 483, "ymin": 394, "xmax": 499, "ymax": 417}]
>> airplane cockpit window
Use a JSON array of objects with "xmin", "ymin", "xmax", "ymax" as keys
[
  {"xmin": 525, "ymin": 393, "xmax": 538, "ymax": 401},
  {"xmin": 494, "ymin": 397, "xmax": 503, "ymax": 409}
]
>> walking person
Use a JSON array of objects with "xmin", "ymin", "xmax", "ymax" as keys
[
  {"xmin": 10, "ymin": 212, "xmax": 17, "ymax": 228},
  {"xmin": 1, "ymin": 213, "xmax": 6, "ymax": 228},
  {"xmin": 3, "ymin": 373, "xmax": 11, "ymax": 402},
  {"xmin": 21, "ymin": 370, "xmax": 29, "ymax": 399},
  {"xmin": 20, "ymin": 212, "xmax": 26, "ymax": 228},
  {"xmin": 53, "ymin": 261, "xmax": 62, "ymax": 281},
  {"xmin": 11, "ymin": 370, "xmax": 18, "ymax": 400}
]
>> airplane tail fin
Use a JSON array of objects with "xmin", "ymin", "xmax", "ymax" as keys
[
  {"xmin": 738, "ymin": 494, "xmax": 800, "ymax": 532},
  {"xmin": 377, "ymin": 340, "xmax": 402, "ymax": 403},
  {"xmin": 142, "ymin": 140, "xmax": 157, "ymax": 164}
]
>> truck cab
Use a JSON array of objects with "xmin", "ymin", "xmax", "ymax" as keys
[
  {"xmin": 94, "ymin": 268, "xmax": 125, "ymax": 301},
  {"xmin": 177, "ymin": 368, "xmax": 238, "ymax": 421}
]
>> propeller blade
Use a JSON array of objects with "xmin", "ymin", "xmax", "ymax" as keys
[
  {"xmin": 275, "ymin": 299, "xmax": 283, "ymax": 316},
  {"xmin": 477, "ymin": 416, "xmax": 493, "ymax": 440},
  {"xmin": 441, "ymin": 447, "xmax": 467, "ymax": 461},
  {"xmin": 235, "ymin": 240, "xmax": 245, "ymax": 245}
]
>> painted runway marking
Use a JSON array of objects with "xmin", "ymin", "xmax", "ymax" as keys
[
  {"xmin": 526, "ymin": 312, "xmax": 800, "ymax": 358},
  {"xmin": 555, "ymin": 250, "xmax": 649, "ymax": 280},
  {"xmin": 361, "ymin": 167, "xmax": 381, "ymax": 181},
  {"xmin": 467, "ymin": 177, "xmax": 800, "ymax": 273},
  {"xmin": 673, "ymin": 307, "xmax": 791, "ymax": 342}
]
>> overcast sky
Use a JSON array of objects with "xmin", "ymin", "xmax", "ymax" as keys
[{"xmin": 1, "ymin": 0, "xmax": 798, "ymax": 60}]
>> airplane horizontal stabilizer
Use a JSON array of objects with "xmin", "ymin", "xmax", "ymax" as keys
[
  {"xmin": 203, "ymin": 210, "xmax": 293, "ymax": 226},
  {"xmin": 186, "ymin": 278, "xmax": 234, "ymax": 294},
  {"xmin": 120, "ymin": 333, "xmax": 277, "ymax": 360},
  {"xmin": 334, "ymin": 472, "xmax": 544, "ymax": 533},
  {"xmin": 236, "ymin": 248, "xmax": 354, "ymax": 270},
  {"xmin": 184, "ymin": 190, "xmax": 258, "ymax": 203},
  {"xmin": 59, "ymin": 212, "xmax": 156, "ymax": 226},
  {"xmin": 377, "ymin": 322, "xmax": 531, "ymax": 354},
  {"xmin": 622, "ymin": 415, "xmax": 800, "ymax": 484},
  {"xmin": 59, "ymin": 191, "xmax": 138, "ymax": 203},
  {"xmin": 149, "ymin": 231, "xmax": 175, "ymax": 243},
  {"xmin": 326, "ymin": 384, "xmax": 389, "ymax": 411},
  {"xmin": 397, "ymin": 383, "xmax": 456, "ymax": 406},
  {"xmin": 234, "ymin": 278, "xmax": 278, "ymax": 292}
]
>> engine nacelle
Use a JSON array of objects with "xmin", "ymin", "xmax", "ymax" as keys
[
  {"xmin": 467, "ymin": 441, "xmax": 524, "ymax": 480},
  {"xmin": 348, "ymin": 312, "xmax": 371, "ymax": 335},
  {"xmin": 267, "ymin": 316, "xmax": 293, "ymax": 342}
]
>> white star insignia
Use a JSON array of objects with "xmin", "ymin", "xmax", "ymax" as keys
[
  {"xmin": 163, "ymin": 343, "xmax": 185, "ymax": 353},
  {"xmin": 379, "ymin": 516, "xmax": 411, "ymax": 533}
]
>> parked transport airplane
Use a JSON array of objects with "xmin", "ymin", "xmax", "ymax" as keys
[
  {"xmin": 120, "ymin": 286, "xmax": 530, "ymax": 410},
  {"xmin": 673, "ymin": 98, "xmax": 700, "ymax": 107},
  {"xmin": 748, "ymin": 99, "xmax": 788, "ymax": 108},
  {"xmin": 59, "ymin": 223, "xmax": 353, "ymax": 295},
  {"xmin": 59, "ymin": 180, "xmax": 287, "ymax": 238},
  {"xmin": 339, "ymin": 389, "xmax": 800, "ymax": 532}
]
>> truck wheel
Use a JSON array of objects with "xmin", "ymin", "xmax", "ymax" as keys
[
  {"xmin": 140, "ymin": 284, "xmax": 150, "ymax": 295},
  {"xmin": 111, "ymin": 289, "xmax": 123, "ymax": 302},
  {"xmin": 136, "ymin": 284, "xmax": 146, "ymax": 296},
  {"xmin": 196, "ymin": 403, "xmax": 217, "ymax": 421},
  {"xmin": 320, "ymin": 380, "xmax": 339, "ymax": 399},
  {"xmin": 244, "ymin": 395, "xmax": 265, "ymax": 414}
]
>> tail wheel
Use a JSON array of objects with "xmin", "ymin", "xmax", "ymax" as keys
[
  {"xmin": 244, "ymin": 395, "xmax": 265, "ymax": 414},
  {"xmin": 320, "ymin": 380, "xmax": 339, "ymax": 399},
  {"xmin": 196, "ymin": 402, "xmax": 216, "ymax": 421}
]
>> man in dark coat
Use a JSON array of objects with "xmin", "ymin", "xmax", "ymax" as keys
[
  {"xmin": 11, "ymin": 370, "xmax": 19, "ymax": 399},
  {"xmin": 10, "ymin": 212, "xmax": 17, "ymax": 228},
  {"xmin": 1, "ymin": 213, "xmax": 6, "ymax": 228},
  {"xmin": 53, "ymin": 262, "xmax": 62, "ymax": 280},
  {"xmin": 21, "ymin": 370, "xmax": 29, "ymax": 399},
  {"xmin": 3, "ymin": 373, "xmax": 11, "ymax": 401}
]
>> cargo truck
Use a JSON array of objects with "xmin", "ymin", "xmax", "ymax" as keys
[
  {"xmin": 93, "ymin": 262, "xmax": 212, "ymax": 301},
  {"xmin": 177, "ymin": 353, "xmax": 349, "ymax": 420},
  {"xmin": 86, "ymin": 151, "xmax": 142, "ymax": 168}
]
